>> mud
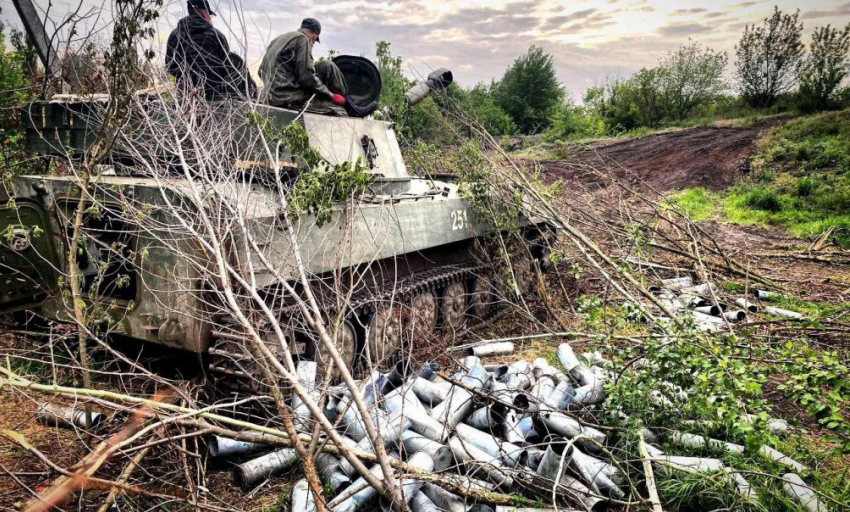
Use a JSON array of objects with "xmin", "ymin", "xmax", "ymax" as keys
[{"xmin": 539, "ymin": 121, "xmax": 780, "ymax": 194}]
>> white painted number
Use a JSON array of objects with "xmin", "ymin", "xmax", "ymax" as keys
[{"xmin": 451, "ymin": 209, "xmax": 468, "ymax": 231}]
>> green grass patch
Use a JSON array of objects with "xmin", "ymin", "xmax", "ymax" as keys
[
  {"xmin": 674, "ymin": 109, "xmax": 850, "ymax": 248},
  {"xmin": 767, "ymin": 293, "xmax": 850, "ymax": 320},
  {"xmin": 720, "ymin": 280, "xmax": 849, "ymax": 319},
  {"xmin": 723, "ymin": 185, "xmax": 850, "ymax": 245},
  {"xmin": 671, "ymin": 188, "xmax": 720, "ymax": 221}
]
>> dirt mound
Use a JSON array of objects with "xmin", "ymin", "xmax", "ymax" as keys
[{"xmin": 539, "ymin": 120, "xmax": 782, "ymax": 194}]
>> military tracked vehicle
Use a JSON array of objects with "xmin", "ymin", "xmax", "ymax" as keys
[{"xmin": 2, "ymin": 2, "xmax": 553, "ymax": 392}]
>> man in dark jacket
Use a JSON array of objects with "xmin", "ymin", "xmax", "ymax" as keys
[
  {"xmin": 258, "ymin": 18, "xmax": 348, "ymax": 115},
  {"xmin": 165, "ymin": 0, "xmax": 256, "ymax": 100}
]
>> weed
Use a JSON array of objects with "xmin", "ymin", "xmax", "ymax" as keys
[
  {"xmin": 795, "ymin": 177, "xmax": 813, "ymax": 197},
  {"xmin": 719, "ymin": 281, "xmax": 746, "ymax": 294},
  {"xmin": 743, "ymin": 188, "xmax": 784, "ymax": 212},
  {"xmin": 656, "ymin": 470, "xmax": 766, "ymax": 512},
  {"xmin": 671, "ymin": 188, "xmax": 719, "ymax": 221}
]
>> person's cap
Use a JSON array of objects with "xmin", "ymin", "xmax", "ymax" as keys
[
  {"xmin": 301, "ymin": 18, "xmax": 321, "ymax": 42},
  {"xmin": 188, "ymin": 0, "xmax": 216, "ymax": 15}
]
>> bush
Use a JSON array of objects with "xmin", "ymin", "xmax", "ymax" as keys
[
  {"xmin": 796, "ymin": 177, "xmax": 813, "ymax": 196},
  {"xmin": 451, "ymin": 83, "xmax": 516, "ymax": 136},
  {"xmin": 0, "ymin": 13, "xmax": 33, "ymax": 176},
  {"xmin": 814, "ymin": 181, "xmax": 850, "ymax": 212},
  {"xmin": 543, "ymin": 102, "xmax": 605, "ymax": 142},
  {"xmin": 744, "ymin": 188, "xmax": 784, "ymax": 212}
]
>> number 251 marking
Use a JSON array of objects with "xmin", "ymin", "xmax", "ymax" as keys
[{"xmin": 451, "ymin": 209, "xmax": 468, "ymax": 231}]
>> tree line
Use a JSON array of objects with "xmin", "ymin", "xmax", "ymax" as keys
[{"xmin": 410, "ymin": 6, "xmax": 850, "ymax": 142}]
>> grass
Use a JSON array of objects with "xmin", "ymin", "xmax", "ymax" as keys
[
  {"xmin": 653, "ymin": 433, "xmax": 850, "ymax": 512},
  {"xmin": 723, "ymin": 187, "xmax": 850, "ymax": 242},
  {"xmin": 719, "ymin": 280, "xmax": 850, "ymax": 319},
  {"xmin": 764, "ymin": 292, "xmax": 850, "ymax": 320},
  {"xmin": 672, "ymin": 109, "xmax": 850, "ymax": 248},
  {"xmin": 670, "ymin": 188, "xmax": 720, "ymax": 221}
]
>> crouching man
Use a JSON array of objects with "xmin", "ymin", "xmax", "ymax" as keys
[{"xmin": 259, "ymin": 18, "xmax": 348, "ymax": 116}]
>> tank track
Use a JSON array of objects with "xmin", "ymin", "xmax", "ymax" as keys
[{"xmin": 207, "ymin": 262, "xmax": 504, "ymax": 394}]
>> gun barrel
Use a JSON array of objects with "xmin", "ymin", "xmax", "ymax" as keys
[{"xmin": 404, "ymin": 68, "xmax": 454, "ymax": 107}]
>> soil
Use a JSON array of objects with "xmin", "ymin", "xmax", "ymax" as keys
[
  {"xmin": 690, "ymin": 220, "xmax": 850, "ymax": 306},
  {"xmin": 538, "ymin": 120, "xmax": 781, "ymax": 194}
]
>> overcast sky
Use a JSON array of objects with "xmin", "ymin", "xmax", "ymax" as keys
[{"xmin": 2, "ymin": 0, "xmax": 850, "ymax": 97}]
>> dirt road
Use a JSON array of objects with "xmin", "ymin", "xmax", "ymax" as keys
[{"xmin": 539, "ymin": 121, "xmax": 780, "ymax": 194}]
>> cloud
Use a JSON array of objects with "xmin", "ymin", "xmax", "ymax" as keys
[
  {"xmin": 803, "ymin": 3, "xmax": 850, "ymax": 19},
  {"xmin": 658, "ymin": 23, "xmax": 712, "ymax": 37},
  {"xmin": 542, "ymin": 9, "xmax": 615, "ymax": 34},
  {"xmin": 725, "ymin": 20, "xmax": 753, "ymax": 32},
  {"xmin": 561, "ymin": 17, "xmax": 616, "ymax": 33},
  {"xmin": 673, "ymin": 8, "xmax": 708, "ymax": 15},
  {"xmin": 540, "ymin": 8, "xmax": 599, "ymax": 30}
]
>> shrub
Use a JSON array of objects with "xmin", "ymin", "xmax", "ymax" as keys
[
  {"xmin": 796, "ymin": 177, "xmax": 813, "ymax": 197},
  {"xmin": 543, "ymin": 101, "xmax": 605, "ymax": 142},
  {"xmin": 814, "ymin": 181, "xmax": 850, "ymax": 212},
  {"xmin": 744, "ymin": 188, "xmax": 783, "ymax": 212}
]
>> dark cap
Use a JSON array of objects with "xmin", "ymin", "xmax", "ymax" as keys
[
  {"xmin": 188, "ymin": 0, "xmax": 215, "ymax": 15},
  {"xmin": 301, "ymin": 18, "xmax": 321, "ymax": 43}
]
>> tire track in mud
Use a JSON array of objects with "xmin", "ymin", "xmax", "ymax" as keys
[{"xmin": 538, "ymin": 120, "xmax": 783, "ymax": 194}]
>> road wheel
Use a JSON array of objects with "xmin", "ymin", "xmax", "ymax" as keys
[
  {"xmin": 470, "ymin": 276, "xmax": 493, "ymax": 319},
  {"xmin": 317, "ymin": 320, "xmax": 358, "ymax": 380},
  {"xmin": 408, "ymin": 289, "xmax": 438, "ymax": 337},
  {"xmin": 512, "ymin": 252, "xmax": 534, "ymax": 296},
  {"xmin": 442, "ymin": 280, "xmax": 468, "ymax": 330},
  {"xmin": 365, "ymin": 303, "xmax": 402, "ymax": 365}
]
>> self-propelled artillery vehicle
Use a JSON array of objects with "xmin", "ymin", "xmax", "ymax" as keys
[{"xmin": 1, "ymin": 2, "xmax": 553, "ymax": 392}]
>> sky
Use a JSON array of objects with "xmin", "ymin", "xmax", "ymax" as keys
[{"xmin": 2, "ymin": 0, "xmax": 850, "ymax": 97}]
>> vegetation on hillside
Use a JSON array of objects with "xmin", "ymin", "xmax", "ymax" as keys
[
  {"xmin": 372, "ymin": 6, "xmax": 850, "ymax": 152},
  {"xmin": 673, "ymin": 109, "xmax": 850, "ymax": 247}
]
